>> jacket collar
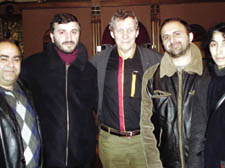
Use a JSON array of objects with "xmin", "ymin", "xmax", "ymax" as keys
[
  {"xmin": 160, "ymin": 43, "xmax": 203, "ymax": 78},
  {"xmin": 45, "ymin": 42, "xmax": 88, "ymax": 71}
]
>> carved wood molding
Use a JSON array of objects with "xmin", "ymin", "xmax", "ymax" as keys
[
  {"xmin": 151, "ymin": 1, "xmax": 160, "ymax": 52},
  {"xmin": 91, "ymin": 5, "xmax": 101, "ymax": 55}
]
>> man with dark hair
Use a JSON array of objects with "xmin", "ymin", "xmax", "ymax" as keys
[
  {"xmin": 21, "ymin": 13, "xmax": 98, "ymax": 168},
  {"xmin": 91, "ymin": 9, "xmax": 161, "ymax": 168},
  {"xmin": 140, "ymin": 18, "xmax": 210, "ymax": 168},
  {"xmin": 0, "ymin": 40, "xmax": 42, "ymax": 168}
]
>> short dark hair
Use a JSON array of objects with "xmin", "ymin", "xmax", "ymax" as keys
[
  {"xmin": 202, "ymin": 22, "xmax": 225, "ymax": 73},
  {"xmin": 50, "ymin": 13, "xmax": 80, "ymax": 33},
  {"xmin": 109, "ymin": 9, "xmax": 139, "ymax": 31},
  {"xmin": 161, "ymin": 18, "xmax": 192, "ymax": 33}
]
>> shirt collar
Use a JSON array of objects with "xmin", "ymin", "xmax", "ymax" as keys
[{"xmin": 160, "ymin": 43, "xmax": 203, "ymax": 78}]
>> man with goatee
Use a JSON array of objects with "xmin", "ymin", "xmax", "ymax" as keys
[
  {"xmin": 140, "ymin": 18, "xmax": 210, "ymax": 168},
  {"xmin": 21, "ymin": 13, "xmax": 98, "ymax": 168}
]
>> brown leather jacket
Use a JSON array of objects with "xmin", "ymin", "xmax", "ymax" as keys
[{"xmin": 140, "ymin": 44, "xmax": 210, "ymax": 168}]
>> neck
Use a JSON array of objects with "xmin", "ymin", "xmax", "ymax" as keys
[
  {"xmin": 1, "ymin": 85, "xmax": 13, "ymax": 91},
  {"xmin": 118, "ymin": 45, "xmax": 136, "ymax": 60},
  {"xmin": 172, "ymin": 49, "xmax": 192, "ymax": 69},
  {"xmin": 55, "ymin": 47, "xmax": 78, "ymax": 65}
]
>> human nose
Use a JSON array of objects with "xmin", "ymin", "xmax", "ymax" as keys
[
  {"xmin": 66, "ymin": 32, "xmax": 72, "ymax": 41},
  {"xmin": 6, "ymin": 59, "xmax": 15, "ymax": 67},
  {"xmin": 217, "ymin": 44, "xmax": 224, "ymax": 56},
  {"xmin": 170, "ymin": 35, "xmax": 176, "ymax": 43},
  {"xmin": 122, "ymin": 30, "xmax": 129, "ymax": 39}
]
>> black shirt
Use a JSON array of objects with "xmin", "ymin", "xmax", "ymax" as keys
[{"xmin": 101, "ymin": 47, "xmax": 143, "ymax": 131}]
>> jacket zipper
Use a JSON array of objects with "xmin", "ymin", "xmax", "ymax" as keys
[
  {"xmin": 178, "ymin": 71, "xmax": 184, "ymax": 168},
  {"xmin": 158, "ymin": 127, "xmax": 162, "ymax": 147},
  {"xmin": 65, "ymin": 64, "xmax": 70, "ymax": 167}
]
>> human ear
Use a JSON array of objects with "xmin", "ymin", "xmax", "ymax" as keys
[
  {"xmin": 189, "ymin": 32, "xmax": 194, "ymax": 43},
  {"xmin": 110, "ymin": 31, "xmax": 115, "ymax": 39},
  {"xmin": 50, "ymin": 33, "xmax": 54, "ymax": 43}
]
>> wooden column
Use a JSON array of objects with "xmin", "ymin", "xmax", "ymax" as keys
[
  {"xmin": 91, "ymin": 5, "xmax": 101, "ymax": 55},
  {"xmin": 151, "ymin": 1, "xmax": 160, "ymax": 52}
]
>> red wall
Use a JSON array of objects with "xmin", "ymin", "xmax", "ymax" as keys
[
  {"xmin": 22, "ymin": 7, "xmax": 92, "ymax": 58},
  {"xmin": 22, "ymin": 2, "xmax": 225, "ymax": 58},
  {"xmin": 160, "ymin": 2, "xmax": 225, "ymax": 30}
]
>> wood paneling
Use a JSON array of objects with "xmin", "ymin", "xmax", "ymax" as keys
[{"xmin": 17, "ymin": 0, "xmax": 225, "ymax": 57}]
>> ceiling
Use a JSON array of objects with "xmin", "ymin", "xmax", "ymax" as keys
[
  {"xmin": 1, "ymin": 0, "xmax": 225, "ymax": 4},
  {"xmin": 1, "ymin": 0, "xmax": 225, "ymax": 11}
]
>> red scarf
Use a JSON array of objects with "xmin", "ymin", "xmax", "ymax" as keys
[{"xmin": 56, "ymin": 47, "xmax": 78, "ymax": 65}]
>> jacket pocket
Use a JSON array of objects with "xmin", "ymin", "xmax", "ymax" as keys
[{"xmin": 151, "ymin": 90, "xmax": 172, "ymax": 99}]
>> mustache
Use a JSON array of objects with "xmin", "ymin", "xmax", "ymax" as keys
[
  {"xmin": 169, "ymin": 42, "xmax": 180, "ymax": 48},
  {"xmin": 62, "ymin": 41, "xmax": 75, "ymax": 45}
]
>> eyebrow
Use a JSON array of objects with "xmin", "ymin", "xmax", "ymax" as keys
[
  {"xmin": 0, "ymin": 55, "xmax": 21, "ymax": 58},
  {"xmin": 56, "ymin": 29, "xmax": 65, "ymax": 31},
  {"xmin": 162, "ymin": 34, "xmax": 169, "ymax": 38},
  {"xmin": 56, "ymin": 28, "xmax": 79, "ymax": 31}
]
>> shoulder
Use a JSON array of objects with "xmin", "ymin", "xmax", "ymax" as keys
[
  {"xmin": 137, "ymin": 45, "xmax": 162, "ymax": 58},
  {"xmin": 17, "ymin": 80, "xmax": 33, "ymax": 98},
  {"xmin": 143, "ymin": 63, "xmax": 160, "ymax": 84},
  {"xmin": 77, "ymin": 42, "xmax": 88, "ymax": 55},
  {"xmin": 94, "ymin": 44, "xmax": 114, "ymax": 57},
  {"xmin": 84, "ymin": 61, "xmax": 97, "ymax": 74},
  {"xmin": 199, "ymin": 59, "xmax": 211, "ymax": 83},
  {"xmin": 21, "ymin": 50, "xmax": 47, "ymax": 82},
  {"xmin": 90, "ymin": 44, "xmax": 114, "ymax": 65},
  {"xmin": 137, "ymin": 46, "xmax": 162, "ymax": 70},
  {"xmin": 23, "ymin": 51, "xmax": 45, "ymax": 66}
]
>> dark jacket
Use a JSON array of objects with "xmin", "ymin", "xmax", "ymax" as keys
[
  {"xmin": 90, "ymin": 44, "xmax": 161, "ymax": 123},
  {"xmin": 20, "ymin": 42, "xmax": 98, "ymax": 168},
  {"xmin": 0, "ymin": 80, "xmax": 43, "ymax": 168},
  {"xmin": 141, "ymin": 44, "xmax": 210, "ymax": 168},
  {"xmin": 205, "ymin": 66, "xmax": 225, "ymax": 168}
]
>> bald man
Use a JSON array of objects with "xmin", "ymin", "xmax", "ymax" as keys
[{"xmin": 0, "ymin": 40, "xmax": 42, "ymax": 168}]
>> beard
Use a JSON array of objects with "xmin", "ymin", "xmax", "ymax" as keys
[
  {"xmin": 54, "ymin": 39, "xmax": 77, "ymax": 54},
  {"xmin": 166, "ymin": 42, "xmax": 190, "ymax": 58}
]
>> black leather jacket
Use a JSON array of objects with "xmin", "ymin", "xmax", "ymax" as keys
[
  {"xmin": 0, "ymin": 80, "xmax": 42, "ymax": 168},
  {"xmin": 140, "ymin": 44, "xmax": 211, "ymax": 168},
  {"xmin": 148, "ymin": 65, "xmax": 208, "ymax": 168}
]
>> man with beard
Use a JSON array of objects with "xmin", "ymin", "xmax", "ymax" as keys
[
  {"xmin": 140, "ymin": 18, "xmax": 210, "ymax": 168},
  {"xmin": 21, "ymin": 13, "xmax": 98, "ymax": 168}
]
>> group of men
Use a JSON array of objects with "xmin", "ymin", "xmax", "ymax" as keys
[{"xmin": 0, "ymin": 9, "xmax": 210, "ymax": 168}]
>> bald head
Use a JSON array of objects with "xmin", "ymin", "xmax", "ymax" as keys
[{"xmin": 0, "ymin": 40, "xmax": 21, "ymax": 53}]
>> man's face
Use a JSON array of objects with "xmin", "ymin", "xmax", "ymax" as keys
[
  {"xmin": 0, "ymin": 42, "xmax": 21, "ymax": 90},
  {"xmin": 161, "ymin": 21, "xmax": 193, "ymax": 58},
  {"xmin": 110, "ymin": 17, "xmax": 139, "ymax": 54},
  {"xmin": 210, "ymin": 31, "xmax": 225, "ymax": 69},
  {"xmin": 50, "ymin": 21, "xmax": 80, "ymax": 54}
]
